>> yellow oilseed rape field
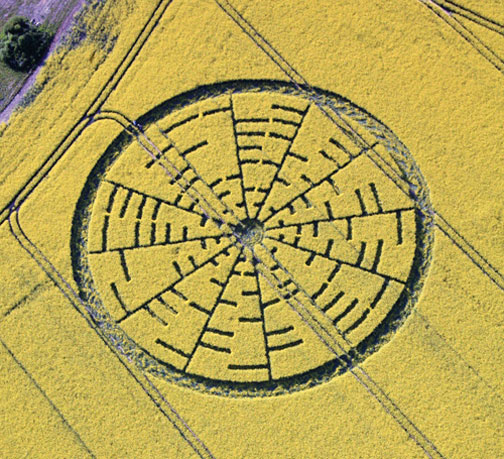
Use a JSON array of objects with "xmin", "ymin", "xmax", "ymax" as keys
[{"xmin": 0, "ymin": 0, "xmax": 503, "ymax": 457}]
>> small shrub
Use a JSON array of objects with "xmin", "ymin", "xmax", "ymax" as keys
[{"xmin": 0, "ymin": 16, "xmax": 53, "ymax": 71}]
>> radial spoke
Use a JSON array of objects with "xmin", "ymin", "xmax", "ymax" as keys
[
  {"xmin": 230, "ymin": 96, "xmax": 251, "ymax": 219},
  {"xmin": 183, "ymin": 250, "xmax": 242, "ymax": 370},
  {"xmin": 253, "ymin": 105, "xmax": 310, "ymax": 218},
  {"xmin": 104, "ymin": 179, "xmax": 205, "ymax": 219},
  {"xmin": 261, "ymin": 144, "xmax": 373, "ymax": 225},
  {"xmin": 254, "ymin": 265, "xmax": 272, "ymax": 380},
  {"xmin": 121, "ymin": 243, "xmax": 236, "ymax": 319},
  {"xmin": 266, "ymin": 235, "xmax": 406, "ymax": 284},
  {"xmin": 90, "ymin": 234, "xmax": 228, "ymax": 254},
  {"xmin": 266, "ymin": 206, "xmax": 415, "ymax": 231}
]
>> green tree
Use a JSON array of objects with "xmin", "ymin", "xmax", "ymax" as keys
[{"xmin": 0, "ymin": 16, "xmax": 53, "ymax": 71}]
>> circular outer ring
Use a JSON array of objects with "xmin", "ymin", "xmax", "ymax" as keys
[{"xmin": 71, "ymin": 80, "xmax": 434, "ymax": 397}]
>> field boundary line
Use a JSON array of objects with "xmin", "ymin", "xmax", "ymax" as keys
[
  {"xmin": 0, "ymin": 0, "xmax": 174, "ymax": 226},
  {"xmin": 0, "ymin": 1, "xmax": 218, "ymax": 456}
]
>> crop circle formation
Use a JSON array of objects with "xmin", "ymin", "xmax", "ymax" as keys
[{"xmin": 72, "ymin": 80, "xmax": 433, "ymax": 397}]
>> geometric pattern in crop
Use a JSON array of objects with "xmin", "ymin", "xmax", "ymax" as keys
[{"xmin": 72, "ymin": 81, "xmax": 433, "ymax": 396}]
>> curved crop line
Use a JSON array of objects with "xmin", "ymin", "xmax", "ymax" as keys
[
  {"xmin": 7, "ymin": 205, "xmax": 215, "ymax": 459},
  {"xmin": 0, "ymin": 0, "xmax": 174, "ymax": 226},
  {"xmin": 214, "ymin": 0, "xmax": 504, "ymax": 296}
]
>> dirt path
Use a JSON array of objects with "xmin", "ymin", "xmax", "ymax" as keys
[{"xmin": 0, "ymin": 0, "xmax": 87, "ymax": 124}]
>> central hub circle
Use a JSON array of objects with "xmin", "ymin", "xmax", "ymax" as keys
[{"xmin": 232, "ymin": 218, "xmax": 265, "ymax": 247}]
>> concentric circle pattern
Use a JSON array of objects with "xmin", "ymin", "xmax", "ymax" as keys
[{"xmin": 73, "ymin": 81, "xmax": 433, "ymax": 396}]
